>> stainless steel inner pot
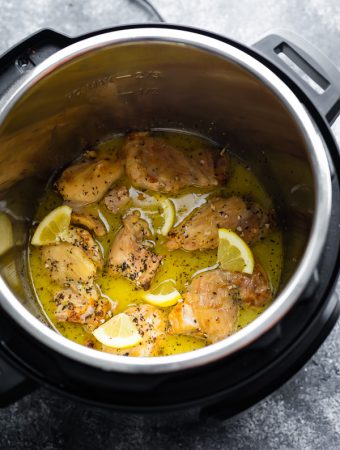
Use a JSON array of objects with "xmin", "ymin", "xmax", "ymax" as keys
[{"xmin": 0, "ymin": 28, "xmax": 332, "ymax": 373}]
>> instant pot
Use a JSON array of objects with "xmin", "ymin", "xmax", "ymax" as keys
[{"xmin": 0, "ymin": 24, "xmax": 339, "ymax": 420}]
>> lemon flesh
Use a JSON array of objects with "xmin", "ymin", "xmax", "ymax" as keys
[
  {"xmin": 159, "ymin": 198, "xmax": 175, "ymax": 236},
  {"xmin": 93, "ymin": 313, "xmax": 141, "ymax": 348},
  {"xmin": 31, "ymin": 205, "xmax": 72, "ymax": 246},
  {"xmin": 217, "ymin": 228, "xmax": 254, "ymax": 274},
  {"xmin": 144, "ymin": 280, "xmax": 182, "ymax": 307},
  {"xmin": 0, "ymin": 213, "xmax": 14, "ymax": 256}
]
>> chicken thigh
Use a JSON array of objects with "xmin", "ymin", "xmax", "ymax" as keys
[
  {"xmin": 166, "ymin": 196, "xmax": 271, "ymax": 251},
  {"xmin": 71, "ymin": 211, "xmax": 107, "ymax": 237},
  {"xmin": 104, "ymin": 185, "xmax": 130, "ymax": 214},
  {"xmin": 41, "ymin": 226, "xmax": 103, "ymax": 286},
  {"xmin": 103, "ymin": 304, "xmax": 167, "ymax": 357},
  {"xmin": 41, "ymin": 243, "xmax": 97, "ymax": 286},
  {"xmin": 108, "ymin": 211, "xmax": 162, "ymax": 289},
  {"xmin": 57, "ymin": 159, "xmax": 123, "ymax": 206},
  {"xmin": 54, "ymin": 285, "xmax": 113, "ymax": 330},
  {"xmin": 169, "ymin": 266, "xmax": 271, "ymax": 343},
  {"xmin": 124, "ymin": 132, "xmax": 230, "ymax": 194},
  {"xmin": 169, "ymin": 269, "xmax": 239, "ymax": 343},
  {"xmin": 221, "ymin": 264, "xmax": 272, "ymax": 307}
]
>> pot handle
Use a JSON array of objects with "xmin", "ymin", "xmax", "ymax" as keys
[
  {"xmin": 0, "ymin": 345, "xmax": 36, "ymax": 407},
  {"xmin": 0, "ymin": 29, "xmax": 72, "ymax": 96},
  {"xmin": 253, "ymin": 30, "xmax": 340, "ymax": 125}
]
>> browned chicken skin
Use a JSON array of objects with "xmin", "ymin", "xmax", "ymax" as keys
[
  {"xmin": 57, "ymin": 159, "xmax": 123, "ymax": 206},
  {"xmin": 108, "ymin": 212, "xmax": 162, "ymax": 289},
  {"xmin": 54, "ymin": 285, "xmax": 113, "ymax": 330},
  {"xmin": 169, "ymin": 266, "xmax": 271, "ymax": 343},
  {"xmin": 166, "ymin": 196, "xmax": 271, "ymax": 251},
  {"xmin": 103, "ymin": 304, "xmax": 167, "ymax": 357},
  {"xmin": 222, "ymin": 264, "xmax": 272, "ymax": 307},
  {"xmin": 104, "ymin": 185, "xmax": 130, "ymax": 214},
  {"xmin": 124, "ymin": 132, "xmax": 230, "ymax": 194}
]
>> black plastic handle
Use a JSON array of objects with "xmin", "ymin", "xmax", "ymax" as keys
[
  {"xmin": 0, "ymin": 29, "xmax": 73, "ymax": 97},
  {"xmin": 0, "ymin": 343, "xmax": 36, "ymax": 407},
  {"xmin": 253, "ymin": 30, "xmax": 340, "ymax": 125},
  {"xmin": 0, "ymin": 306, "xmax": 37, "ymax": 407}
]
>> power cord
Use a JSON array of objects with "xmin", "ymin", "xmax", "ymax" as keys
[{"xmin": 131, "ymin": 0, "xmax": 165, "ymax": 22}]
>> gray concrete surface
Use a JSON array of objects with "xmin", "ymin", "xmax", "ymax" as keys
[{"xmin": 0, "ymin": 0, "xmax": 340, "ymax": 448}]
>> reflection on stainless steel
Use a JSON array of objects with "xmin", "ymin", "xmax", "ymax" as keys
[{"xmin": 0, "ymin": 28, "xmax": 332, "ymax": 373}]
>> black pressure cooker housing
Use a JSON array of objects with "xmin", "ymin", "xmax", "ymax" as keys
[{"xmin": 0, "ymin": 24, "xmax": 339, "ymax": 420}]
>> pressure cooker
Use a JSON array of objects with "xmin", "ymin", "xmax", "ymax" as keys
[{"xmin": 0, "ymin": 24, "xmax": 339, "ymax": 420}]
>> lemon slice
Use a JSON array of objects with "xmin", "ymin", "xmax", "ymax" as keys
[
  {"xmin": 92, "ymin": 313, "xmax": 141, "ymax": 348},
  {"xmin": 217, "ymin": 228, "xmax": 254, "ymax": 274},
  {"xmin": 0, "ymin": 213, "xmax": 14, "ymax": 256},
  {"xmin": 159, "ymin": 198, "xmax": 175, "ymax": 236},
  {"xmin": 129, "ymin": 187, "xmax": 158, "ymax": 209},
  {"xmin": 31, "ymin": 205, "xmax": 72, "ymax": 246},
  {"xmin": 144, "ymin": 280, "xmax": 182, "ymax": 307}
]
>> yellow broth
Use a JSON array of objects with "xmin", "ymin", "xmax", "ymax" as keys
[{"xmin": 28, "ymin": 131, "xmax": 283, "ymax": 355}]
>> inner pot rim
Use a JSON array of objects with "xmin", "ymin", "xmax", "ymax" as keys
[{"xmin": 0, "ymin": 27, "xmax": 332, "ymax": 374}]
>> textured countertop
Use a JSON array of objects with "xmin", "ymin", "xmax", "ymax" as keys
[{"xmin": 0, "ymin": 1, "xmax": 339, "ymax": 448}]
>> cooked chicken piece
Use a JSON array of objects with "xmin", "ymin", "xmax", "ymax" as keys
[
  {"xmin": 167, "ymin": 301, "xmax": 199, "ymax": 336},
  {"xmin": 64, "ymin": 226, "xmax": 103, "ymax": 270},
  {"xmin": 108, "ymin": 212, "xmax": 162, "ymax": 289},
  {"xmin": 71, "ymin": 212, "xmax": 106, "ymax": 237},
  {"xmin": 166, "ymin": 196, "xmax": 271, "ymax": 251},
  {"xmin": 104, "ymin": 185, "xmax": 130, "ymax": 214},
  {"xmin": 221, "ymin": 264, "xmax": 272, "ymax": 307},
  {"xmin": 41, "ymin": 226, "xmax": 103, "ymax": 285},
  {"xmin": 54, "ymin": 285, "xmax": 113, "ymax": 330},
  {"xmin": 41, "ymin": 243, "xmax": 97, "ymax": 285},
  {"xmin": 56, "ymin": 159, "xmax": 123, "ymax": 206},
  {"xmin": 214, "ymin": 147, "xmax": 230, "ymax": 185},
  {"xmin": 169, "ymin": 270, "xmax": 239, "ymax": 343},
  {"xmin": 124, "ymin": 132, "xmax": 230, "ymax": 194},
  {"xmin": 169, "ymin": 266, "xmax": 272, "ymax": 343},
  {"xmin": 103, "ymin": 304, "xmax": 167, "ymax": 357}
]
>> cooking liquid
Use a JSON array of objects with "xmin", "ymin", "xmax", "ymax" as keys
[{"xmin": 29, "ymin": 131, "xmax": 283, "ymax": 356}]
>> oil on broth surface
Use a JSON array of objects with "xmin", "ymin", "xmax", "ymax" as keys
[{"xmin": 29, "ymin": 131, "xmax": 283, "ymax": 355}]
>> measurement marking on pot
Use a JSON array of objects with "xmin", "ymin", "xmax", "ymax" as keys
[
  {"xmin": 135, "ymin": 70, "xmax": 162, "ymax": 79},
  {"xmin": 115, "ymin": 74, "xmax": 132, "ymax": 79},
  {"xmin": 117, "ymin": 90, "xmax": 135, "ymax": 96},
  {"xmin": 64, "ymin": 70, "xmax": 163, "ymax": 99},
  {"xmin": 117, "ymin": 87, "xmax": 160, "ymax": 96},
  {"xmin": 115, "ymin": 71, "xmax": 162, "ymax": 80}
]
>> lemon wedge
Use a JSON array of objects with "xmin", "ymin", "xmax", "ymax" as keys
[
  {"xmin": 217, "ymin": 228, "xmax": 254, "ymax": 274},
  {"xmin": 92, "ymin": 313, "xmax": 141, "ymax": 348},
  {"xmin": 144, "ymin": 280, "xmax": 182, "ymax": 307},
  {"xmin": 0, "ymin": 213, "xmax": 14, "ymax": 256},
  {"xmin": 31, "ymin": 205, "xmax": 72, "ymax": 246},
  {"xmin": 159, "ymin": 198, "xmax": 175, "ymax": 236}
]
